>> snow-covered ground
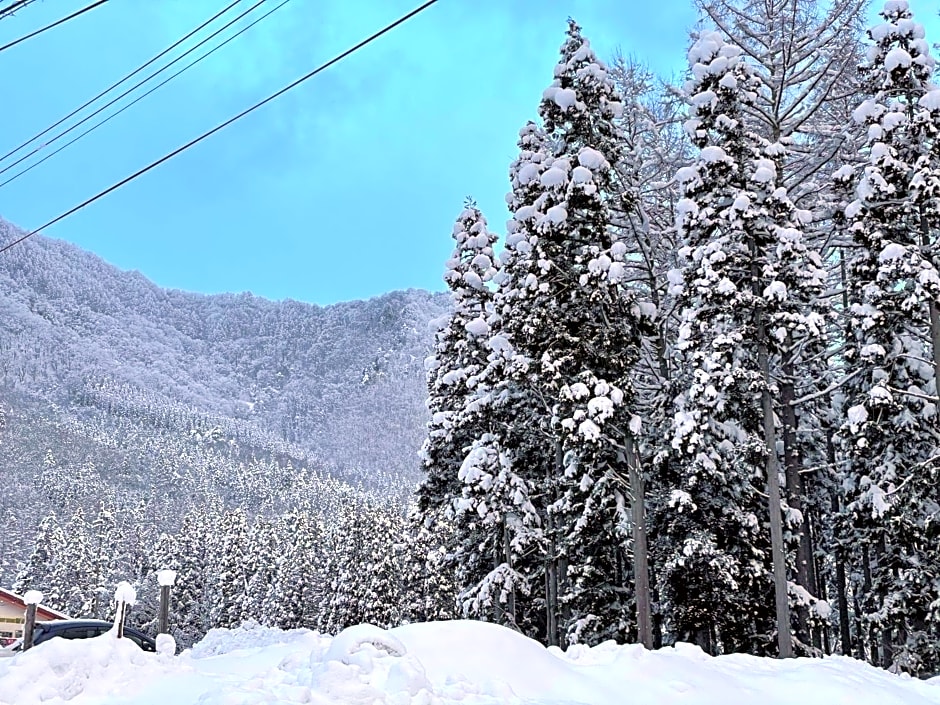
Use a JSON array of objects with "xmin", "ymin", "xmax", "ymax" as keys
[{"xmin": 1, "ymin": 620, "xmax": 939, "ymax": 705}]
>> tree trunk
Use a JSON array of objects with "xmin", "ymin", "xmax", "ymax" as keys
[
  {"xmin": 626, "ymin": 435, "xmax": 653, "ymax": 649},
  {"xmin": 504, "ymin": 522, "xmax": 516, "ymax": 626},
  {"xmin": 751, "ymin": 250, "xmax": 793, "ymax": 658},
  {"xmin": 852, "ymin": 588, "xmax": 867, "ymax": 661},
  {"xmin": 929, "ymin": 299, "xmax": 940, "ymax": 402},
  {"xmin": 826, "ymin": 433, "xmax": 852, "ymax": 656},
  {"xmin": 862, "ymin": 544, "xmax": 878, "ymax": 665},
  {"xmin": 876, "ymin": 534, "xmax": 894, "ymax": 670},
  {"xmin": 834, "ymin": 550, "xmax": 851, "ymax": 655},
  {"xmin": 651, "ymin": 565, "xmax": 663, "ymax": 649},
  {"xmin": 544, "ymin": 441, "xmax": 562, "ymax": 647},
  {"xmin": 555, "ymin": 437, "xmax": 569, "ymax": 650},
  {"xmin": 780, "ymin": 367, "xmax": 816, "ymax": 646},
  {"xmin": 758, "ymin": 338, "xmax": 794, "ymax": 658}
]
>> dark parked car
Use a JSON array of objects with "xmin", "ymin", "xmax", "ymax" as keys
[{"xmin": 7, "ymin": 620, "xmax": 156, "ymax": 652}]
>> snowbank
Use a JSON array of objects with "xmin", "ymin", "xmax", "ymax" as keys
[
  {"xmin": 0, "ymin": 631, "xmax": 167, "ymax": 705},
  {"xmin": 1, "ymin": 620, "xmax": 939, "ymax": 705},
  {"xmin": 390, "ymin": 620, "xmax": 617, "ymax": 702}
]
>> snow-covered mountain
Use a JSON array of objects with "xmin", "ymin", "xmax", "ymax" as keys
[{"xmin": 0, "ymin": 218, "xmax": 446, "ymax": 579}]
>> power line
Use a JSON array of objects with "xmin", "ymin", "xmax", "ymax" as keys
[
  {"xmin": 0, "ymin": 0, "xmax": 40, "ymax": 21},
  {"xmin": 0, "ymin": 0, "xmax": 245, "ymax": 165},
  {"xmin": 0, "ymin": 0, "xmax": 268, "ymax": 177},
  {"xmin": 0, "ymin": 0, "xmax": 440, "ymax": 256},
  {"xmin": 0, "ymin": 0, "xmax": 108, "ymax": 53},
  {"xmin": 0, "ymin": 0, "xmax": 292, "ymax": 189}
]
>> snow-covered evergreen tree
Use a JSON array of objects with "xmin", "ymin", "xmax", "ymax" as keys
[
  {"xmin": 836, "ymin": 0, "xmax": 940, "ymax": 674},
  {"xmin": 210, "ymin": 508, "xmax": 250, "ymax": 629},
  {"xmin": 695, "ymin": 3, "xmax": 868, "ymax": 650},
  {"xmin": 150, "ymin": 510, "xmax": 212, "ymax": 647},
  {"xmin": 400, "ymin": 507, "xmax": 458, "ymax": 623},
  {"xmin": 86, "ymin": 504, "xmax": 119, "ymax": 619},
  {"xmin": 239, "ymin": 515, "xmax": 279, "ymax": 624},
  {"xmin": 664, "ymin": 30, "xmax": 827, "ymax": 655},
  {"xmin": 467, "ymin": 20, "xmax": 652, "ymax": 646},
  {"xmin": 13, "ymin": 514, "xmax": 65, "ymax": 603},
  {"xmin": 263, "ymin": 510, "xmax": 321, "ymax": 630},
  {"xmin": 321, "ymin": 500, "xmax": 405, "ymax": 632},
  {"xmin": 453, "ymin": 433, "xmax": 540, "ymax": 631},
  {"xmin": 50, "ymin": 508, "xmax": 94, "ymax": 618},
  {"xmin": 416, "ymin": 201, "xmax": 500, "ymax": 600}
]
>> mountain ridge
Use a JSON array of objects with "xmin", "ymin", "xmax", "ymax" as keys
[{"xmin": 0, "ymin": 217, "xmax": 446, "ymax": 581}]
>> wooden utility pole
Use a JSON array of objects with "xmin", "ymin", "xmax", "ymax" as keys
[
  {"xmin": 22, "ymin": 590, "xmax": 42, "ymax": 652},
  {"xmin": 113, "ymin": 582, "xmax": 137, "ymax": 640},
  {"xmin": 156, "ymin": 570, "xmax": 177, "ymax": 635}
]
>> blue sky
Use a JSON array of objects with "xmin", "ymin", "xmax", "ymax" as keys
[{"xmin": 0, "ymin": 0, "xmax": 936, "ymax": 305}]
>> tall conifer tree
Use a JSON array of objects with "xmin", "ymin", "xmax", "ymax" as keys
[{"xmin": 837, "ymin": 0, "xmax": 940, "ymax": 673}]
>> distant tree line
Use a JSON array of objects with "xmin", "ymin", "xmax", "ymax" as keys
[{"xmin": 14, "ymin": 494, "xmax": 452, "ymax": 649}]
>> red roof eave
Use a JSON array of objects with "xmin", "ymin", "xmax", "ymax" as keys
[{"xmin": 0, "ymin": 588, "xmax": 70, "ymax": 620}]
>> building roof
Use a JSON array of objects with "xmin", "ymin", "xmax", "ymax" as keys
[{"xmin": 0, "ymin": 588, "xmax": 70, "ymax": 621}]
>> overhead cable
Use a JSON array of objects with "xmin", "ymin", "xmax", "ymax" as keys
[
  {"xmin": 0, "ymin": 0, "xmax": 41, "ymax": 22},
  {"xmin": 0, "ymin": 0, "xmax": 108, "ymax": 53},
  {"xmin": 0, "ymin": 0, "xmax": 245, "ymax": 164},
  {"xmin": 0, "ymin": 0, "xmax": 269, "ymax": 177},
  {"xmin": 0, "ymin": 0, "xmax": 292, "ymax": 189},
  {"xmin": 0, "ymin": 0, "xmax": 441, "ymax": 256}
]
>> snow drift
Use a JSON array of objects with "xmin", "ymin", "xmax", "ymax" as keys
[{"xmin": 1, "ymin": 620, "xmax": 939, "ymax": 705}]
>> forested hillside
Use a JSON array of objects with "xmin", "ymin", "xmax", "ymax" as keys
[{"xmin": 0, "ymin": 218, "xmax": 447, "ymax": 592}]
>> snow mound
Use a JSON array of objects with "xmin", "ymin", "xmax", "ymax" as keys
[
  {"xmin": 326, "ymin": 623, "xmax": 407, "ymax": 663},
  {"xmin": 188, "ymin": 620, "xmax": 314, "ymax": 659},
  {"xmin": 392, "ymin": 619, "xmax": 617, "ymax": 702},
  {"xmin": 3, "ymin": 620, "xmax": 940, "ymax": 705},
  {"xmin": 0, "ymin": 632, "xmax": 164, "ymax": 705}
]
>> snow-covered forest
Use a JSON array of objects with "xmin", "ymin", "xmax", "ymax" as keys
[
  {"xmin": 0, "ymin": 224, "xmax": 448, "ymax": 646},
  {"xmin": 5, "ymin": 0, "xmax": 940, "ymax": 684},
  {"xmin": 415, "ymin": 0, "xmax": 940, "ymax": 678}
]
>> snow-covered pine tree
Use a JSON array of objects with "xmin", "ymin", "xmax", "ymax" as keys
[
  {"xmin": 400, "ymin": 506, "xmax": 458, "ymax": 623},
  {"xmin": 440, "ymin": 127, "xmax": 547, "ymax": 634},
  {"xmin": 415, "ymin": 200, "xmax": 500, "ymax": 601},
  {"xmin": 13, "ymin": 514, "xmax": 65, "ymax": 604},
  {"xmin": 697, "ymin": 2, "xmax": 868, "ymax": 647},
  {"xmin": 836, "ymin": 0, "xmax": 940, "ymax": 674},
  {"xmin": 49, "ymin": 507, "xmax": 94, "ymax": 618},
  {"xmin": 478, "ymin": 20, "xmax": 652, "ymax": 647},
  {"xmin": 150, "ymin": 510, "xmax": 212, "ymax": 647},
  {"xmin": 209, "ymin": 508, "xmax": 250, "ymax": 629},
  {"xmin": 86, "ymin": 503, "xmax": 118, "ymax": 619},
  {"xmin": 453, "ymin": 431, "xmax": 540, "ymax": 631},
  {"xmin": 321, "ymin": 499, "xmax": 406, "ymax": 632},
  {"xmin": 664, "ymin": 32, "xmax": 775, "ymax": 655},
  {"xmin": 664, "ymin": 30, "xmax": 827, "ymax": 656},
  {"xmin": 263, "ymin": 510, "xmax": 321, "ymax": 630},
  {"xmin": 238, "ymin": 515, "xmax": 278, "ymax": 624}
]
